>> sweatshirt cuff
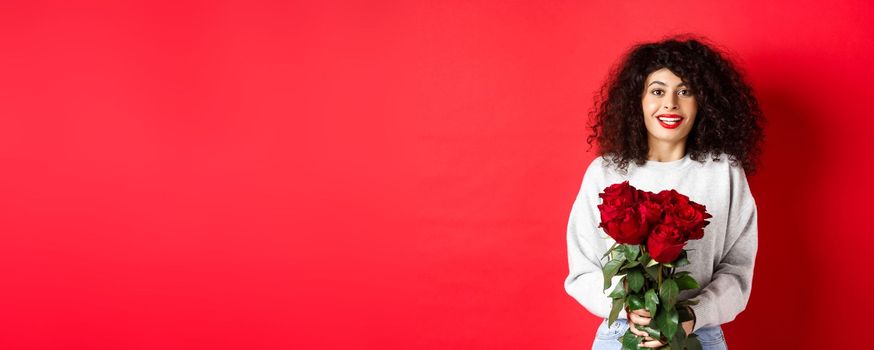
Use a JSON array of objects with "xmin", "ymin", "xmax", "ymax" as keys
[{"xmin": 689, "ymin": 302, "xmax": 707, "ymax": 333}]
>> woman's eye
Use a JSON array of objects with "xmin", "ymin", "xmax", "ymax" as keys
[
  {"xmin": 679, "ymin": 90, "xmax": 693, "ymax": 96},
  {"xmin": 651, "ymin": 90, "xmax": 663, "ymax": 96}
]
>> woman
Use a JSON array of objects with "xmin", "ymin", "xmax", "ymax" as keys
[{"xmin": 563, "ymin": 35, "xmax": 764, "ymax": 350}]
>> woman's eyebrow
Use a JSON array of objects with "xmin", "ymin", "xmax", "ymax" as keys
[{"xmin": 647, "ymin": 81, "xmax": 688, "ymax": 87}]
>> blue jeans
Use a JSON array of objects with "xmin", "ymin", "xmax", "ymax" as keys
[{"xmin": 591, "ymin": 318, "xmax": 727, "ymax": 350}]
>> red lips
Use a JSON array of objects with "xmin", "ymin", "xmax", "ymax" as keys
[{"xmin": 656, "ymin": 114, "xmax": 684, "ymax": 129}]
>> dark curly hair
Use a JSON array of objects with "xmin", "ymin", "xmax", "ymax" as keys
[{"xmin": 586, "ymin": 34, "xmax": 765, "ymax": 175}]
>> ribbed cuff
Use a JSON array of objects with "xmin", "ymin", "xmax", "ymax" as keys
[
  {"xmin": 688, "ymin": 305, "xmax": 697, "ymax": 334},
  {"xmin": 689, "ymin": 302, "xmax": 707, "ymax": 333}
]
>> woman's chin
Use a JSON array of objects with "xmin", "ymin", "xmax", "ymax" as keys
[{"xmin": 649, "ymin": 133, "xmax": 689, "ymax": 144}]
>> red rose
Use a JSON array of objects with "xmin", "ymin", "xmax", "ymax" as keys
[
  {"xmin": 659, "ymin": 190, "xmax": 712, "ymax": 241},
  {"xmin": 637, "ymin": 190, "xmax": 663, "ymax": 227},
  {"xmin": 658, "ymin": 189, "xmax": 690, "ymax": 207},
  {"xmin": 667, "ymin": 202, "xmax": 712, "ymax": 240},
  {"xmin": 599, "ymin": 207, "xmax": 649, "ymax": 245},
  {"xmin": 687, "ymin": 202, "xmax": 713, "ymax": 240},
  {"xmin": 647, "ymin": 223, "xmax": 687, "ymax": 263},
  {"xmin": 597, "ymin": 182, "xmax": 650, "ymax": 244},
  {"xmin": 597, "ymin": 181, "xmax": 637, "ymax": 224}
]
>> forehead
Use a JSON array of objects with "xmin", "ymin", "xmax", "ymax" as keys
[{"xmin": 645, "ymin": 68, "xmax": 685, "ymax": 84}]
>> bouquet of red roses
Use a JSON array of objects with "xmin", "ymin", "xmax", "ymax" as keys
[{"xmin": 598, "ymin": 181, "xmax": 712, "ymax": 350}]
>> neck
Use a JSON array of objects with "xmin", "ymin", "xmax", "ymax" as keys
[{"xmin": 647, "ymin": 140, "xmax": 687, "ymax": 162}]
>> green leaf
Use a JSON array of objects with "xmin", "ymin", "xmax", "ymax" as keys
[
  {"xmin": 655, "ymin": 307, "xmax": 679, "ymax": 345},
  {"xmin": 621, "ymin": 260, "xmax": 641, "ymax": 270},
  {"xmin": 668, "ymin": 318, "xmax": 687, "ymax": 350},
  {"xmin": 637, "ymin": 324, "xmax": 661, "ymax": 339},
  {"xmin": 640, "ymin": 251, "xmax": 651, "ymax": 264},
  {"xmin": 678, "ymin": 305, "xmax": 695, "ymax": 323},
  {"xmin": 628, "ymin": 270, "xmax": 644, "ymax": 293},
  {"xmin": 621, "ymin": 331, "xmax": 642, "ymax": 350},
  {"xmin": 645, "ymin": 289, "xmax": 659, "ymax": 317},
  {"xmin": 659, "ymin": 279, "xmax": 679, "ymax": 310},
  {"xmin": 645, "ymin": 264, "xmax": 661, "ymax": 281},
  {"xmin": 602, "ymin": 242, "xmax": 619, "ymax": 260},
  {"xmin": 675, "ymin": 274, "xmax": 700, "ymax": 291},
  {"xmin": 628, "ymin": 294, "xmax": 645, "ymax": 311},
  {"xmin": 603, "ymin": 257, "xmax": 626, "ymax": 290},
  {"xmin": 673, "ymin": 250, "xmax": 690, "ymax": 268},
  {"xmin": 646, "ymin": 257, "xmax": 659, "ymax": 267},
  {"xmin": 673, "ymin": 271, "xmax": 691, "ymax": 279},
  {"xmin": 625, "ymin": 244, "xmax": 640, "ymax": 262},
  {"xmin": 654, "ymin": 309, "xmax": 668, "ymax": 340},
  {"xmin": 681, "ymin": 298, "xmax": 700, "ymax": 306},
  {"xmin": 608, "ymin": 297, "xmax": 625, "ymax": 327},
  {"xmin": 685, "ymin": 334, "xmax": 703, "ymax": 350},
  {"xmin": 611, "ymin": 248, "xmax": 627, "ymax": 261},
  {"xmin": 608, "ymin": 284, "xmax": 627, "ymax": 299}
]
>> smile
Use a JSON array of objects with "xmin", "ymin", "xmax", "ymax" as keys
[{"xmin": 656, "ymin": 114, "xmax": 683, "ymax": 129}]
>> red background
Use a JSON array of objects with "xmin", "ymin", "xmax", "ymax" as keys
[{"xmin": 1, "ymin": 1, "xmax": 872, "ymax": 349}]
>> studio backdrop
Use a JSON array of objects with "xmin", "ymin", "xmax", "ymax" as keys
[{"xmin": 1, "ymin": 1, "xmax": 872, "ymax": 349}]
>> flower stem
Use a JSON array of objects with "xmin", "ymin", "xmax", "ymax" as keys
[{"xmin": 641, "ymin": 244, "xmax": 651, "ymax": 290}]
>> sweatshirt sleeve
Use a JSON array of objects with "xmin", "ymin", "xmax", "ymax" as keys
[
  {"xmin": 689, "ymin": 166, "xmax": 758, "ymax": 332},
  {"xmin": 563, "ymin": 159, "xmax": 627, "ymax": 320}
]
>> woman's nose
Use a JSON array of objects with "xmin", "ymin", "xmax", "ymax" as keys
[{"xmin": 663, "ymin": 97, "xmax": 678, "ymax": 110}]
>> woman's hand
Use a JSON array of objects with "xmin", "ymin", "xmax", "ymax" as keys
[
  {"xmin": 627, "ymin": 308, "xmax": 695, "ymax": 348},
  {"xmin": 627, "ymin": 308, "xmax": 661, "ymax": 347}
]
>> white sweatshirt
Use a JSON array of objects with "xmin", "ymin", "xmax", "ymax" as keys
[{"xmin": 563, "ymin": 152, "xmax": 758, "ymax": 333}]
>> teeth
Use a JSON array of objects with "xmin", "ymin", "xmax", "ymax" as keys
[{"xmin": 658, "ymin": 117, "xmax": 681, "ymax": 126}]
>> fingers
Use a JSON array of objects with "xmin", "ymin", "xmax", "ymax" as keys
[
  {"xmin": 638, "ymin": 338, "xmax": 667, "ymax": 348},
  {"xmin": 627, "ymin": 320, "xmax": 651, "ymax": 339},
  {"xmin": 627, "ymin": 308, "xmax": 655, "ymax": 342},
  {"xmin": 629, "ymin": 311, "xmax": 651, "ymax": 326},
  {"xmin": 633, "ymin": 308, "xmax": 652, "ymax": 318}
]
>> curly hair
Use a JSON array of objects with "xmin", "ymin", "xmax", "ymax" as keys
[{"xmin": 586, "ymin": 34, "xmax": 765, "ymax": 175}]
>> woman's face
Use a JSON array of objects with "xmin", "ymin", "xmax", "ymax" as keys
[{"xmin": 641, "ymin": 68, "xmax": 698, "ymax": 146}]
